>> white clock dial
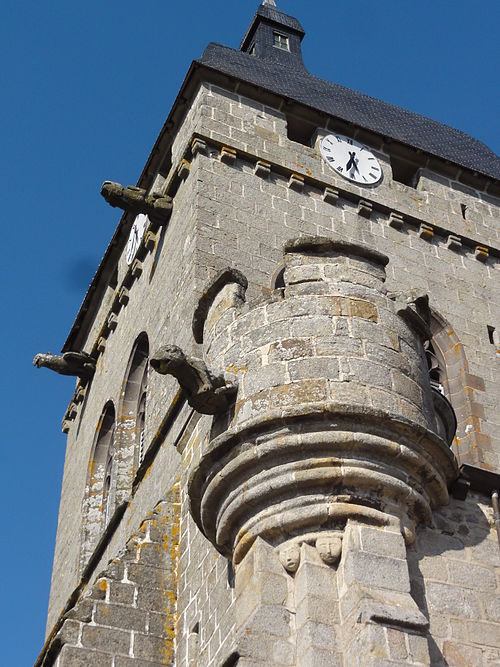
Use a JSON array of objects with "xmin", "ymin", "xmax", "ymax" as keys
[
  {"xmin": 320, "ymin": 134, "xmax": 382, "ymax": 186},
  {"xmin": 126, "ymin": 214, "xmax": 147, "ymax": 265}
]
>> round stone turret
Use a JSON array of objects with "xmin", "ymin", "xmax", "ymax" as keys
[{"xmin": 187, "ymin": 238, "xmax": 458, "ymax": 565}]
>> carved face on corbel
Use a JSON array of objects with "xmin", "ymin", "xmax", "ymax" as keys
[
  {"xmin": 316, "ymin": 536, "xmax": 342, "ymax": 565},
  {"xmin": 279, "ymin": 545, "xmax": 301, "ymax": 573}
]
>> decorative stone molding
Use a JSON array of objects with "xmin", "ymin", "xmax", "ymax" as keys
[
  {"xmin": 288, "ymin": 173, "xmax": 305, "ymax": 191},
  {"xmin": 357, "ymin": 199, "xmax": 373, "ymax": 218},
  {"xmin": 131, "ymin": 259, "xmax": 143, "ymax": 279},
  {"xmin": 182, "ymin": 237, "xmax": 458, "ymax": 566},
  {"xmin": 475, "ymin": 245, "xmax": 489, "ymax": 262},
  {"xmin": 107, "ymin": 313, "xmax": 118, "ymax": 332},
  {"xmin": 419, "ymin": 222, "xmax": 434, "ymax": 240},
  {"xmin": 388, "ymin": 212, "xmax": 404, "ymax": 230},
  {"xmin": 118, "ymin": 287, "xmax": 129, "ymax": 307},
  {"xmin": 323, "ymin": 186, "xmax": 339, "ymax": 205},
  {"xmin": 191, "ymin": 137, "xmax": 208, "ymax": 157},
  {"xmin": 144, "ymin": 230, "xmax": 157, "ymax": 252},
  {"xmin": 446, "ymin": 234, "xmax": 462, "ymax": 251},
  {"xmin": 254, "ymin": 160, "xmax": 271, "ymax": 178},
  {"xmin": 220, "ymin": 146, "xmax": 237, "ymax": 164},
  {"xmin": 177, "ymin": 158, "xmax": 191, "ymax": 180}
]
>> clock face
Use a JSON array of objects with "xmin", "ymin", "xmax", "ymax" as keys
[
  {"xmin": 126, "ymin": 214, "xmax": 147, "ymax": 265},
  {"xmin": 320, "ymin": 134, "xmax": 382, "ymax": 186}
]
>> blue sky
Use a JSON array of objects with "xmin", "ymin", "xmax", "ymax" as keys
[{"xmin": 1, "ymin": 1, "xmax": 499, "ymax": 663}]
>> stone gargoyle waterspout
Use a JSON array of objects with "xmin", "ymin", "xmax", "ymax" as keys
[
  {"xmin": 101, "ymin": 181, "xmax": 172, "ymax": 226},
  {"xmin": 33, "ymin": 351, "xmax": 96, "ymax": 382},
  {"xmin": 150, "ymin": 344, "xmax": 237, "ymax": 415}
]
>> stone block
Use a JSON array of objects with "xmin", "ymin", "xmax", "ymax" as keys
[
  {"xmin": 427, "ymin": 582, "xmax": 481, "ymax": 619},
  {"xmin": 297, "ymin": 647, "xmax": 343, "ymax": 667},
  {"xmin": 343, "ymin": 550, "xmax": 410, "ymax": 593},
  {"xmin": 447, "ymin": 559, "xmax": 496, "ymax": 591},
  {"xmin": 386, "ymin": 628, "xmax": 408, "ymax": 661},
  {"xmin": 94, "ymin": 602, "xmax": 147, "ymax": 632},
  {"xmin": 442, "ymin": 641, "xmax": 484, "ymax": 667},
  {"xmin": 468, "ymin": 621, "xmax": 500, "ymax": 648},
  {"xmin": 134, "ymin": 633, "xmax": 172, "ymax": 662},
  {"xmin": 81, "ymin": 625, "xmax": 131, "ymax": 655},
  {"xmin": 358, "ymin": 525, "xmax": 407, "ymax": 560},
  {"xmin": 59, "ymin": 645, "xmax": 113, "ymax": 667}
]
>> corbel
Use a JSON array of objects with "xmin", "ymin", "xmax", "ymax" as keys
[
  {"xmin": 254, "ymin": 160, "xmax": 271, "ymax": 179},
  {"xmin": 191, "ymin": 137, "xmax": 208, "ymax": 157},
  {"xmin": 446, "ymin": 234, "xmax": 462, "ymax": 251},
  {"xmin": 357, "ymin": 200, "xmax": 373, "ymax": 219},
  {"xmin": 475, "ymin": 245, "xmax": 489, "ymax": 262},
  {"xmin": 220, "ymin": 146, "xmax": 237, "ymax": 164},
  {"xmin": 418, "ymin": 223, "xmax": 434, "ymax": 240},
  {"xmin": 388, "ymin": 212, "xmax": 404, "ymax": 230},
  {"xmin": 118, "ymin": 287, "xmax": 130, "ymax": 307},
  {"xmin": 323, "ymin": 187, "xmax": 339, "ymax": 205},
  {"xmin": 177, "ymin": 159, "xmax": 191, "ymax": 180},
  {"xmin": 288, "ymin": 173, "xmax": 305, "ymax": 192}
]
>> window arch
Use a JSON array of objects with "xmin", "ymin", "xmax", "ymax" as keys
[
  {"xmin": 80, "ymin": 401, "xmax": 116, "ymax": 569},
  {"xmin": 429, "ymin": 310, "xmax": 485, "ymax": 466},
  {"xmin": 112, "ymin": 333, "xmax": 149, "ymax": 507}
]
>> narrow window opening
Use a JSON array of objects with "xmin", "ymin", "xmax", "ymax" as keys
[
  {"xmin": 461, "ymin": 204, "xmax": 467, "ymax": 220},
  {"xmin": 391, "ymin": 156, "xmax": 419, "ymax": 187},
  {"xmin": 137, "ymin": 389, "xmax": 147, "ymax": 465},
  {"xmin": 272, "ymin": 266, "xmax": 285, "ymax": 289},
  {"xmin": 227, "ymin": 560, "xmax": 235, "ymax": 588},
  {"xmin": 487, "ymin": 325, "xmax": 496, "ymax": 345},
  {"xmin": 273, "ymin": 32, "xmax": 290, "ymax": 51},
  {"xmin": 426, "ymin": 341, "xmax": 445, "ymax": 395},
  {"xmin": 286, "ymin": 114, "xmax": 316, "ymax": 147}
]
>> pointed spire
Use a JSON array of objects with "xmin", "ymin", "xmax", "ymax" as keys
[{"xmin": 262, "ymin": 0, "xmax": 277, "ymax": 6}]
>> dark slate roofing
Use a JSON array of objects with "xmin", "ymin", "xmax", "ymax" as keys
[
  {"xmin": 240, "ymin": 4, "xmax": 305, "ymax": 48},
  {"xmin": 199, "ymin": 37, "xmax": 500, "ymax": 181}
]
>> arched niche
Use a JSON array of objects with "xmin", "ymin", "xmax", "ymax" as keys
[
  {"xmin": 113, "ymin": 333, "xmax": 149, "ymax": 507},
  {"xmin": 430, "ymin": 310, "xmax": 486, "ymax": 466},
  {"xmin": 80, "ymin": 400, "xmax": 116, "ymax": 569}
]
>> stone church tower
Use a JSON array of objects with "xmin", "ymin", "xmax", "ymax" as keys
[{"xmin": 35, "ymin": 2, "xmax": 500, "ymax": 665}]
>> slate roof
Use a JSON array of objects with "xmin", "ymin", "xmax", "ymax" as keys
[{"xmin": 198, "ymin": 40, "xmax": 500, "ymax": 181}]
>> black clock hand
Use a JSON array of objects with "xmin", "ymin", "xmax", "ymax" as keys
[{"xmin": 346, "ymin": 151, "xmax": 359, "ymax": 173}]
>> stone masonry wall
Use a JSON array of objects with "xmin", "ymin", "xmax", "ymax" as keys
[{"xmin": 43, "ymin": 78, "xmax": 500, "ymax": 667}]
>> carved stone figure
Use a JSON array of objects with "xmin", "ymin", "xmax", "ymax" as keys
[
  {"xmin": 315, "ymin": 535, "xmax": 342, "ymax": 565},
  {"xmin": 101, "ymin": 181, "xmax": 172, "ymax": 225},
  {"xmin": 278, "ymin": 545, "xmax": 301, "ymax": 573},
  {"xmin": 150, "ymin": 344, "xmax": 237, "ymax": 415},
  {"xmin": 33, "ymin": 352, "xmax": 96, "ymax": 382}
]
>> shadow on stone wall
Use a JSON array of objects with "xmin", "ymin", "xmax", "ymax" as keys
[{"xmin": 408, "ymin": 492, "xmax": 498, "ymax": 666}]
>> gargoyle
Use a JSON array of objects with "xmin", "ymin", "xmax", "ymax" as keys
[
  {"xmin": 150, "ymin": 345, "xmax": 237, "ymax": 415},
  {"xmin": 101, "ymin": 181, "xmax": 172, "ymax": 226},
  {"xmin": 33, "ymin": 352, "xmax": 96, "ymax": 382}
]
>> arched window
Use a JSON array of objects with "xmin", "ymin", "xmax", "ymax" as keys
[
  {"xmin": 80, "ymin": 401, "xmax": 116, "ymax": 569},
  {"xmin": 112, "ymin": 334, "xmax": 149, "ymax": 506}
]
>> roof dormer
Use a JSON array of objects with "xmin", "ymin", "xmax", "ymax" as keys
[{"xmin": 240, "ymin": 0, "xmax": 307, "ymax": 71}]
